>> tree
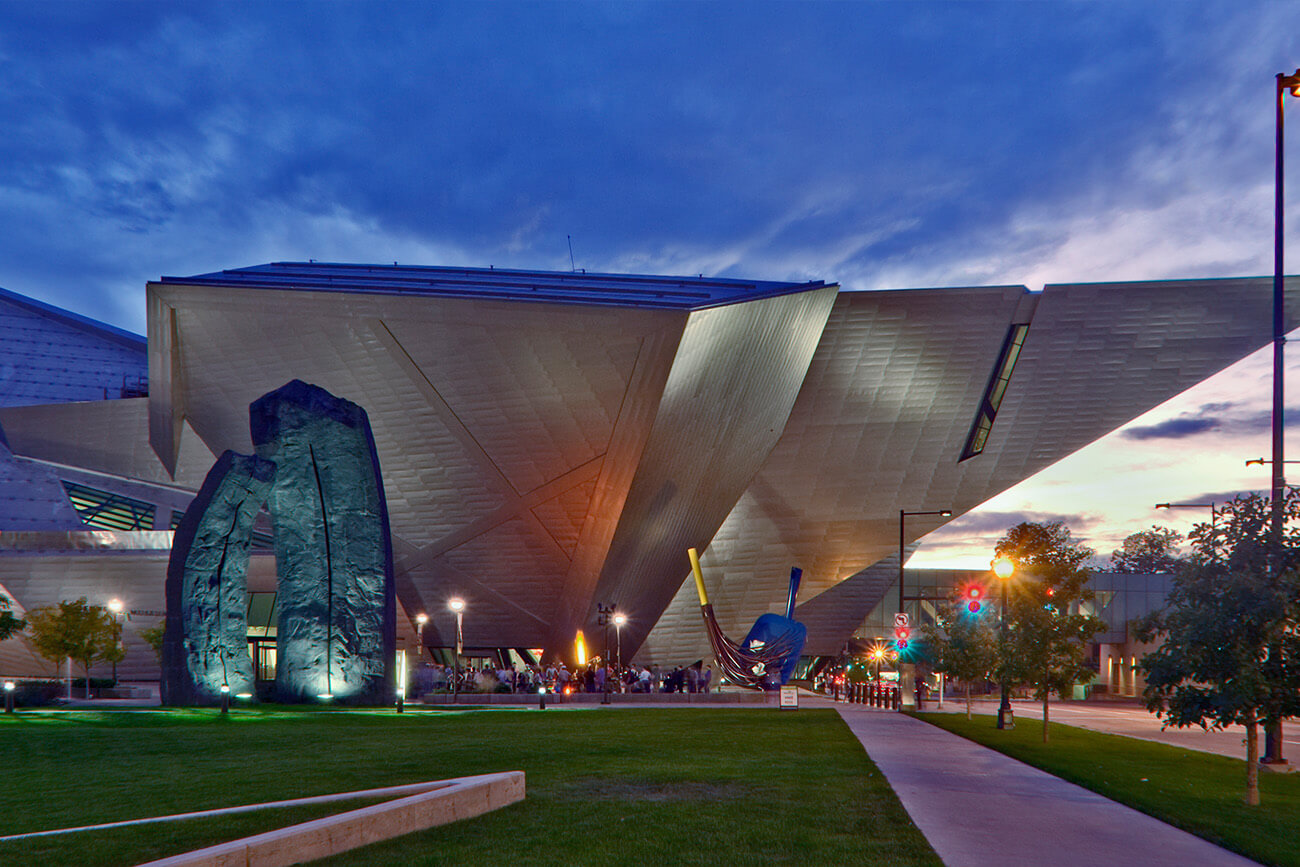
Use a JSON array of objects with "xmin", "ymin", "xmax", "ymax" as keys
[
  {"xmin": 26, "ymin": 598, "xmax": 117, "ymax": 698},
  {"xmin": 1110, "ymin": 526, "xmax": 1184, "ymax": 573},
  {"xmin": 0, "ymin": 593, "xmax": 25, "ymax": 642},
  {"xmin": 139, "ymin": 623, "xmax": 165, "ymax": 664},
  {"xmin": 1136, "ymin": 493, "xmax": 1300, "ymax": 805},
  {"xmin": 995, "ymin": 522, "xmax": 1106, "ymax": 743},
  {"xmin": 923, "ymin": 583, "xmax": 998, "ymax": 718}
]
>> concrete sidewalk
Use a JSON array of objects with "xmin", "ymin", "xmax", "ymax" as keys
[{"xmin": 831, "ymin": 703, "xmax": 1260, "ymax": 867}]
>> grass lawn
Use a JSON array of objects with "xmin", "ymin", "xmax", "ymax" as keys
[
  {"xmin": 0, "ymin": 706, "xmax": 941, "ymax": 866},
  {"xmin": 917, "ymin": 711, "xmax": 1300, "ymax": 867}
]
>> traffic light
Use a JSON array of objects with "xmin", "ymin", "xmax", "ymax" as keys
[
  {"xmin": 965, "ymin": 583, "xmax": 986, "ymax": 614},
  {"xmin": 893, "ymin": 624, "xmax": 911, "ymax": 651}
]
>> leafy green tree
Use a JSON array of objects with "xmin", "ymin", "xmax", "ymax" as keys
[
  {"xmin": 139, "ymin": 623, "xmax": 165, "ymax": 664},
  {"xmin": 1110, "ymin": 526, "xmax": 1184, "ymax": 573},
  {"xmin": 995, "ymin": 522, "xmax": 1106, "ymax": 743},
  {"xmin": 26, "ymin": 598, "xmax": 117, "ymax": 698},
  {"xmin": 1136, "ymin": 493, "xmax": 1300, "ymax": 805},
  {"xmin": 0, "ymin": 593, "xmax": 25, "ymax": 642},
  {"xmin": 923, "ymin": 584, "xmax": 998, "ymax": 719}
]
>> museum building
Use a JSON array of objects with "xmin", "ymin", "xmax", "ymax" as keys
[{"xmin": 0, "ymin": 262, "xmax": 1294, "ymax": 686}]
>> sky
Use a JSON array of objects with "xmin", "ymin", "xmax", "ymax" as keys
[{"xmin": 3, "ymin": 1, "xmax": 1300, "ymax": 567}]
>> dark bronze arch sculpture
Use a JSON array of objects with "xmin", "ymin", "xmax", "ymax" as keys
[{"xmin": 163, "ymin": 381, "xmax": 395, "ymax": 705}]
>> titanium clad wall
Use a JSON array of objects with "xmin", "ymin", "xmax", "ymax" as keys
[
  {"xmin": 569, "ymin": 285, "xmax": 839, "ymax": 655},
  {"xmin": 987, "ymin": 277, "xmax": 1300, "ymax": 484},
  {"xmin": 641, "ymin": 277, "xmax": 1300, "ymax": 666},
  {"xmin": 0, "ymin": 399, "xmax": 217, "ymax": 492},
  {"xmin": 147, "ymin": 282, "xmax": 688, "ymax": 651},
  {"xmin": 640, "ymin": 285, "xmax": 1025, "ymax": 664},
  {"xmin": 0, "ymin": 441, "xmax": 84, "ymax": 531},
  {"xmin": 0, "ymin": 288, "xmax": 146, "ymax": 409}
]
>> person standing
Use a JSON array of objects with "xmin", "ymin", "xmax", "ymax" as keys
[{"xmin": 701, "ymin": 664, "xmax": 713, "ymax": 695}]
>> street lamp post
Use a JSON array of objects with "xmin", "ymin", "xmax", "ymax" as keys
[
  {"xmin": 597, "ymin": 604, "xmax": 616, "ymax": 704},
  {"xmin": 415, "ymin": 612, "xmax": 428, "ymax": 663},
  {"xmin": 107, "ymin": 598, "xmax": 124, "ymax": 685},
  {"xmin": 1267, "ymin": 69, "xmax": 1300, "ymax": 766},
  {"xmin": 448, "ymin": 598, "xmax": 464, "ymax": 704},
  {"xmin": 898, "ymin": 509, "xmax": 952, "ymax": 711},
  {"xmin": 993, "ymin": 557, "xmax": 1015, "ymax": 730},
  {"xmin": 1155, "ymin": 502, "xmax": 1218, "ymax": 556},
  {"xmin": 613, "ymin": 613, "xmax": 627, "ymax": 675}
]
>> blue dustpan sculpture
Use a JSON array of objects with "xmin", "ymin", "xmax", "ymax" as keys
[{"xmin": 688, "ymin": 548, "xmax": 807, "ymax": 690}]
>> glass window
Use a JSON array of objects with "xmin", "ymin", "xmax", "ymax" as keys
[{"xmin": 960, "ymin": 324, "xmax": 1030, "ymax": 461}]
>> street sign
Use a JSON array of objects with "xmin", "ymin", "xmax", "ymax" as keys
[
  {"xmin": 779, "ymin": 685, "xmax": 798, "ymax": 709},
  {"xmin": 893, "ymin": 612, "xmax": 909, "ymax": 628}
]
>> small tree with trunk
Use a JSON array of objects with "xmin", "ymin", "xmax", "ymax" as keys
[
  {"xmin": 995, "ymin": 522, "xmax": 1105, "ymax": 743},
  {"xmin": 924, "ymin": 583, "xmax": 999, "ymax": 718},
  {"xmin": 1136, "ymin": 493, "xmax": 1300, "ymax": 806},
  {"xmin": 26, "ymin": 598, "xmax": 117, "ymax": 698}
]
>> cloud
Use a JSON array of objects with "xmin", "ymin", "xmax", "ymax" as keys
[{"xmin": 1123, "ymin": 416, "xmax": 1222, "ymax": 441}]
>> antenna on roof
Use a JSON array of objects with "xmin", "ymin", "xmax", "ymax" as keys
[{"xmin": 567, "ymin": 235, "xmax": 577, "ymax": 272}]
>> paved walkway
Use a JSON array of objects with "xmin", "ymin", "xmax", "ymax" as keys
[{"xmin": 827, "ymin": 701, "xmax": 1260, "ymax": 867}]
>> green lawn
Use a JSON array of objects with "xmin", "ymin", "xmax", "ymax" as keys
[
  {"xmin": 0, "ymin": 706, "xmax": 941, "ymax": 866},
  {"xmin": 917, "ymin": 711, "xmax": 1300, "ymax": 867}
]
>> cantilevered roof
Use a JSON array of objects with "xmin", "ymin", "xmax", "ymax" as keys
[{"xmin": 159, "ymin": 262, "xmax": 826, "ymax": 311}]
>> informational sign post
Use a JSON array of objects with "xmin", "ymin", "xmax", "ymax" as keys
[{"xmin": 779, "ymin": 685, "xmax": 799, "ymax": 709}]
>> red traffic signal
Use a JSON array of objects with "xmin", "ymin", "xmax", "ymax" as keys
[{"xmin": 965, "ymin": 583, "xmax": 986, "ymax": 614}]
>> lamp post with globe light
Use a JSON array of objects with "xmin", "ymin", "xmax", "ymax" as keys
[
  {"xmin": 107, "ymin": 598, "xmax": 124, "ymax": 685},
  {"xmin": 448, "ymin": 598, "xmax": 465, "ymax": 703},
  {"xmin": 414, "ymin": 612, "xmax": 428, "ymax": 662},
  {"xmin": 612, "ymin": 612, "xmax": 626, "ymax": 673},
  {"xmin": 992, "ymin": 557, "xmax": 1015, "ymax": 730}
]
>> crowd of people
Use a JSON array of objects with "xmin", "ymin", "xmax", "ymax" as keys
[{"xmin": 410, "ymin": 659, "xmax": 717, "ymax": 696}]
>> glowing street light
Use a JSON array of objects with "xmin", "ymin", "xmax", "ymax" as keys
[
  {"xmin": 4, "ymin": 680, "xmax": 13, "ymax": 714},
  {"xmin": 448, "ymin": 598, "xmax": 465, "ymax": 704},
  {"xmin": 415, "ymin": 612, "xmax": 428, "ymax": 663},
  {"xmin": 106, "ymin": 598, "xmax": 124, "ymax": 685},
  {"xmin": 612, "ymin": 612, "xmax": 627, "ymax": 672},
  {"xmin": 992, "ymin": 557, "xmax": 1015, "ymax": 730}
]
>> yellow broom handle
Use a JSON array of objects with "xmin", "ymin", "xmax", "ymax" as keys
[{"xmin": 688, "ymin": 547, "xmax": 709, "ymax": 606}]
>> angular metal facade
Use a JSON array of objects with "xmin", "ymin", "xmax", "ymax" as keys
[
  {"xmin": 639, "ymin": 277, "xmax": 1300, "ymax": 665},
  {"xmin": 1, "ymin": 265, "xmax": 1297, "ymax": 673}
]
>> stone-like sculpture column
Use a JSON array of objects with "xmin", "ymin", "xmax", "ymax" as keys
[
  {"xmin": 251, "ymin": 380, "xmax": 396, "ymax": 704},
  {"xmin": 162, "ymin": 450, "xmax": 276, "ymax": 705}
]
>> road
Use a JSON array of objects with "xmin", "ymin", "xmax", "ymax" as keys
[{"xmin": 929, "ymin": 697, "xmax": 1300, "ymax": 764}]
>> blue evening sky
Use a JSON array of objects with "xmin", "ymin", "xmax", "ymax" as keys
[{"xmin": 3, "ymin": 1, "xmax": 1300, "ymax": 564}]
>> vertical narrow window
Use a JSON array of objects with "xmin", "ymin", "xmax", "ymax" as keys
[{"xmin": 959, "ymin": 324, "xmax": 1029, "ymax": 461}]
